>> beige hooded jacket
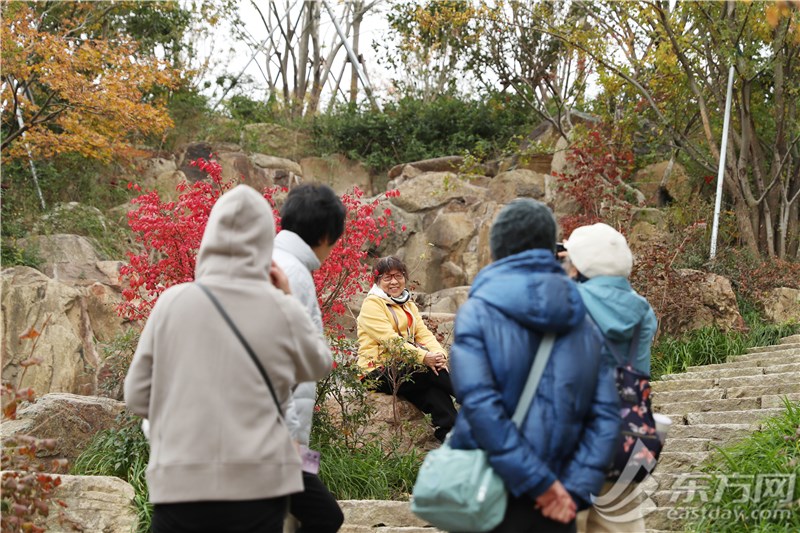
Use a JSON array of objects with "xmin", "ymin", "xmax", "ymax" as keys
[{"xmin": 124, "ymin": 185, "xmax": 333, "ymax": 504}]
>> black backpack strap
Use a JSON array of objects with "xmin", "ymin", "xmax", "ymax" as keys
[{"xmin": 196, "ymin": 282, "xmax": 284, "ymax": 418}]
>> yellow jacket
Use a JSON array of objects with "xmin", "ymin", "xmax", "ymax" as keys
[{"xmin": 356, "ymin": 290, "xmax": 446, "ymax": 371}]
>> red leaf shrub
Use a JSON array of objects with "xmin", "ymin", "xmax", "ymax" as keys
[
  {"xmin": 119, "ymin": 159, "xmax": 401, "ymax": 337},
  {"xmin": 556, "ymin": 125, "xmax": 636, "ymax": 237}
]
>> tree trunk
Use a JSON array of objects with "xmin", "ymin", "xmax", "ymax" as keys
[{"xmin": 349, "ymin": 2, "xmax": 363, "ymax": 105}]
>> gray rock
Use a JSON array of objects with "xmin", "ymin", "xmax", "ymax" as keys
[{"xmin": 43, "ymin": 475, "xmax": 137, "ymax": 532}]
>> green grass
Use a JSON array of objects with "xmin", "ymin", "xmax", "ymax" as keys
[
  {"xmin": 687, "ymin": 400, "xmax": 800, "ymax": 533},
  {"xmin": 651, "ymin": 309, "xmax": 799, "ymax": 380},
  {"xmin": 313, "ymin": 440, "xmax": 423, "ymax": 501},
  {"xmin": 71, "ymin": 415, "xmax": 151, "ymax": 533}
]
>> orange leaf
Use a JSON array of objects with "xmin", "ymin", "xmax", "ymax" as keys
[{"xmin": 18, "ymin": 327, "xmax": 40, "ymax": 341}]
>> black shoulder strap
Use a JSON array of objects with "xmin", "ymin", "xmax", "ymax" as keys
[{"xmin": 196, "ymin": 282, "xmax": 283, "ymax": 418}]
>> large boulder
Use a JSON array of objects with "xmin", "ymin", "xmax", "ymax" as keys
[
  {"xmin": 17, "ymin": 234, "xmax": 119, "ymax": 287},
  {"xmin": 415, "ymin": 287, "xmax": 471, "ymax": 315},
  {"xmin": 2, "ymin": 267, "xmax": 100, "ymax": 395},
  {"xmin": 389, "ymin": 172, "xmax": 486, "ymax": 213},
  {"xmin": 488, "ymin": 169, "xmax": 547, "ymax": 204},
  {"xmin": 387, "ymin": 156, "xmax": 464, "ymax": 181},
  {"xmin": 663, "ymin": 270, "xmax": 744, "ymax": 334},
  {"xmin": 43, "ymin": 475, "xmax": 137, "ymax": 533},
  {"xmin": 137, "ymin": 156, "xmax": 177, "ymax": 181},
  {"xmin": 300, "ymin": 154, "xmax": 372, "ymax": 195},
  {"xmin": 634, "ymin": 160, "xmax": 693, "ymax": 207},
  {"xmin": 550, "ymin": 135, "xmax": 573, "ymax": 176},
  {"xmin": 217, "ymin": 151, "xmax": 273, "ymax": 190},
  {"xmin": 758, "ymin": 287, "xmax": 800, "ymax": 324},
  {"xmin": 178, "ymin": 142, "xmax": 214, "ymax": 181},
  {"xmin": 628, "ymin": 207, "xmax": 670, "ymax": 248},
  {"xmin": 365, "ymin": 393, "xmax": 440, "ymax": 451},
  {"xmin": 242, "ymin": 123, "xmax": 313, "ymax": 160},
  {"xmin": 0, "ymin": 393, "xmax": 126, "ymax": 467}
]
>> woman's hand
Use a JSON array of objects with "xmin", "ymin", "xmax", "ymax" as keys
[
  {"xmin": 535, "ymin": 480, "xmax": 576, "ymax": 524},
  {"xmin": 270, "ymin": 263, "xmax": 291, "ymax": 295},
  {"xmin": 423, "ymin": 351, "xmax": 447, "ymax": 375}
]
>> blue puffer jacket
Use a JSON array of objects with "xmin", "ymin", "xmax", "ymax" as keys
[{"xmin": 448, "ymin": 249, "xmax": 621, "ymax": 509}]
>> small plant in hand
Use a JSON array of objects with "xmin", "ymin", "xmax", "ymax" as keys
[
  {"xmin": 376, "ymin": 337, "xmax": 426, "ymax": 430},
  {"xmin": 1, "ymin": 316, "xmax": 80, "ymax": 532}
]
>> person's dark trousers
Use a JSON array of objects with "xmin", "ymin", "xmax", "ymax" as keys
[
  {"xmin": 370, "ymin": 368, "xmax": 457, "ymax": 442},
  {"xmin": 152, "ymin": 496, "xmax": 288, "ymax": 533},
  {"xmin": 486, "ymin": 495, "xmax": 577, "ymax": 533},
  {"xmin": 289, "ymin": 472, "xmax": 344, "ymax": 533}
]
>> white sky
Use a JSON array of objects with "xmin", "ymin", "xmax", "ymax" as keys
[{"xmin": 197, "ymin": 1, "xmax": 394, "ymax": 109}]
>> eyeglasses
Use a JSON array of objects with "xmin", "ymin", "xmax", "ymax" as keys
[{"xmin": 380, "ymin": 273, "xmax": 405, "ymax": 282}]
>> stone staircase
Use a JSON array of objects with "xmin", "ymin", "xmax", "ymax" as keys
[
  {"xmin": 644, "ymin": 334, "xmax": 800, "ymax": 533},
  {"xmin": 335, "ymin": 334, "xmax": 800, "ymax": 533}
]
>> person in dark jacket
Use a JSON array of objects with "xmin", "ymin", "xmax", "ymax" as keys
[{"xmin": 448, "ymin": 199, "xmax": 621, "ymax": 533}]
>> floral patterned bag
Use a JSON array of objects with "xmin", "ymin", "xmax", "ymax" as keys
[{"xmin": 606, "ymin": 324, "xmax": 663, "ymax": 482}]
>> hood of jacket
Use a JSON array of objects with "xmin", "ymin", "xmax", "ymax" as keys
[
  {"xmin": 469, "ymin": 249, "xmax": 585, "ymax": 333},
  {"xmin": 195, "ymin": 185, "xmax": 274, "ymax": 282},
  {"xmin": 577, "ymin": 276, "xmax": 652, "ymax": 342},
  {"xmin": 274, "ymin": 230, "xmax": 320, "ymax": 272}
]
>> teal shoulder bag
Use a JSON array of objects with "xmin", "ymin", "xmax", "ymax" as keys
[{"xmin": 410, "ymin": 333, "xmax": 556, "ymax": 532}]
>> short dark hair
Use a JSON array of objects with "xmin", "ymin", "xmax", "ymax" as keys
[
  {"xmin": 280, "ymin": 184, "xmax": 346, "ymax": 247},
  {"xmin": 373, "ymin": 256, "xmax": 408, "ymax": 283},
  {"xmin": 490, "ymin": 198, "xmax": 557, "ymax": 260}
]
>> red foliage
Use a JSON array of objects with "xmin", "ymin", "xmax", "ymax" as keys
[
  {"xmin": 119, "ymin": 159, "xmax": 401, "ymax": 336},
  {"xmin": 555, "ymin": 125, "xmax": 636, "ymax": 237}
]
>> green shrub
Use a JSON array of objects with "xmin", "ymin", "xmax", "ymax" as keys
[
  {"xmin": 312, "ymin": 438, "xmax": 423, "ymax": 501},
  {"xmin": 651, "ymin": 307, "xmax": 800, "ymax": 380},
  {"xmin": 72, "ymin": 414, "xmax": 151, "ymax": 533},
  {"xmin": 312, "ymin": 93, "xmax": 535, "ymax": 173},
  {"xmin": 687, "ymin": 400, "xmax": 800, "ymax": 532}
]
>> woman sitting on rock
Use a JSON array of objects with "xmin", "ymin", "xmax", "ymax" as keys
[{"xmin": 356, "ymin": 256, "xmax": 457, "ymax": 442}]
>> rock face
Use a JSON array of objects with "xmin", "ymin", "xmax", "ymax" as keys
[
  {"xmin": 1, "ymin": 266, "xmax": 127, "ymax": 396},
  {"xmin": 634, "ymin": 160, "xmax": 693, "ymax": 207},
  {"xmin": 43, "ymin": 475, "xmax": 137, "ymax": 533},
  {"xmin": 758, "ymin": 287, "xmax": 800, "ymax": 324},
  {"xmin": 217, "ymin": 151, "xmax": 273, "ymax": 190},
  {"xmin": 18, "ymin": 234, "xmax": 113, "ymax": 285},
  {"xmin": 300, "ymin": 154, "xmax": 372, "ymax": 195},
  {"xmin": 242, "ymin": 123, "xmax": 313, "ymax": 160},
  {"xmin": 0, "ymin": 393, "xmax": 126, "ymax": 467},
  {"xmin": 389, "ymin": 173, "xmax": 485, "ymax": 213},
  {"xmin": 487, "ymin": 169, "xmax": 547, "ymax": 204},
  {"xmin": 661, "ymin": 270, "xmax": 744, "ymax": 333}
]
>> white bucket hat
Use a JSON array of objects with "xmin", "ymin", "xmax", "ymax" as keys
[{"xmin": 564, "ymin": 223, "xmax": 633, "ymax": 278}]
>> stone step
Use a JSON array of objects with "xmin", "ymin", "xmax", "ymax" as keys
[
  {"xmin": 734, "ymin": 348, "xmax": 800, "ymax": 362},
  {"xmin": 651, "ymin": 378, "xmax": 716, "ymax": 393},
  {"xmin": 667, "ymin": 423, "xmax": 759, "ymax": 442},
  {"xmin": 686, "ymin": 407, "xmax": 786, "ymax": 426},
  {"xmin": 655, "ymin": 397, "xmax": 761, "ymax": 415},
  {"xmin": 764, "ymin": 362, "xmax": 800, "ymax": 374},
  {"xmin": 651, "ymin": 388, "xmax": 725, "ymax": 405},
  {"xmin": 761, "ymin": 392, "xmax": 800, "ymax": 408},
  {"xmin": 660, "ymin": 366, "xmax": 764, "ymax": 381},
  {"xmin": 746, "ymin": 342, "xmax": 800, "ymax": 354},
  {"xmin": 717, "ymin": 371, "xmax": 800, "ymax": 389},
  {"xmin": 725, "ymin": 382, "xmax": 800, "ymax": 398},
  {"xmin": 661, "ymin": 437, "xmax": 712, "ymax": 453},
  {"xmin": 643, "ymin": 506, "xmax": 686, "ymax": 531},
  {"xmin": 780, "ymin": 334, "xmax": 800, "ymax": 344},
  {"xmin": 339, "ymin": 500, "xmax": 427, "ymax": 529},
  {"xmin": 339, "ymin": 524, "xmax": 438, "ymax": 533},
  {"xmin": 657, "ymin": 451, "xmax": 712, "ymax": 472},
  {"xmin": 686, "ymin": 354, "xmax": 800, "ymax": 371}
]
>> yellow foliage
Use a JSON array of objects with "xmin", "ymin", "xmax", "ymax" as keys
[{"xmin": 1, "ymin": 3, "xmax": 180, "ymax": 162}]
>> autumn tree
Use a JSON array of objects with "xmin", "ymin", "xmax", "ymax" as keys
[
  {"xmin": 0, "ymin": 2, "xmax": 181, "ymax": 163},
  {"xmin": 535, "ymin": 1, "xmax": 800, "ymax": 258},
  {"xmin": 381, "ymin": 0, "xmax": 485, "ymax": 99}
]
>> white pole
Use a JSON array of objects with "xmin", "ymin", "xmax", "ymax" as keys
[{"xmin": 709, "ymin": 65, "xmax": 735, "ymax": 260}]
